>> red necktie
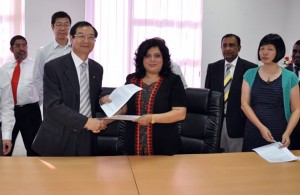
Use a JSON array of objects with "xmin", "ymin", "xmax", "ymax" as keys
[{"xmin": 11, "ymin": 60, "xmax": 21, "ymax": 104}]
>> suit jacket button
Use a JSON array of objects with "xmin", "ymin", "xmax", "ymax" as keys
[{"xmin": 73, "ymin": 129, "xmax": 77, "ymax": 132}]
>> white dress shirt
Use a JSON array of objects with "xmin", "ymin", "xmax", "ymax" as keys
[
  {"xmin": 293, "ymin": 64, "xmax": 300, "ymax": 80},
  {"xmin": 71, "ymin": 51, "xmax": 90, "ymax": 82},
  {"xmin": 2, "ymin": 57, "xmax": 39, "ymax": 106},
  {"xmin": 33, "ymin": 39, "xmax": 72, "ymax": 104},
  {"xmin": 0, "ymin": 68, "xmax": 15, "ymax": 140},
  {"xmin": 224, "ymin": 57, "xmax": 238, "ymax": 77},
  {"xmin": 171, "ymin": 61, "xmax": 188, "ymax": 88}
]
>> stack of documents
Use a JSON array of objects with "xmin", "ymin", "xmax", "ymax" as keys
[{"xmin": 253, "ymin": 142, "xmax": 299, "ymax": 163}]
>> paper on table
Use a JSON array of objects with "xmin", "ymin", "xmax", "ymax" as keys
[
  {"xmin": 100, "ymin": 84, "xmax": 142, "ymax": 117},
  {"xmin": 102, "ymin": 115, "xmax": 140, "ymax": 121},
  {"xmin": 253, "ymin": 142, "xmax": 298, "ymax": 163}
]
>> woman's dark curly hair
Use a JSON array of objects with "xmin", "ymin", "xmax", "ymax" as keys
[{"xmin": 134, "ymin": 38, "xmax": 172, "ymax": 78}]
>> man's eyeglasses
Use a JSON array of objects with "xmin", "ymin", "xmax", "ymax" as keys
[
  {"xmin": 74, "ymin": 34, "xmax": 96, "ymax": 42},
  {"xmin": 54, "ymin": 23, "xmax": 70, "ymax": 29},
  {"xmin": 13, "ymin": 43, "xmax": 27, "ymax": 49}
]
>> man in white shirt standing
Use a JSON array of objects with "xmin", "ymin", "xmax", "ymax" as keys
[
  {"xmin": 33, "ymin": 11, "xmax": 72, "ymax": 104},
  {"xmin": 0, "ymin": 68, "xmax": 15, "ymax": 156},
  {"xmin": 2, "ymin": 35, "xmax": 42, "ymax": 156},
  {"xmin": 171, "ymin": 61, "xmax": 188, "ymax": 88}
]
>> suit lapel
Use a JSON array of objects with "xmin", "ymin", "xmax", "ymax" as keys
[
  {"xmin": 230, "ymin": 58, "xmax": 244, "ymax": 89},
  {"xmin": 88, "ymin": 60, "xmax": 99, "ymax": 115},
  {"xmin": 64, "ymin": 54, "xmax": 80, "ymax": 97},
  {"xmin": 217, "ymin": 60, "xmax": 225, "ymax": 90}
]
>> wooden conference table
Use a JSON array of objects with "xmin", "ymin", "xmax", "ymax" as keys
[{"xmin": 0, "ymin": 151, "xmax": 299, "ymax": 195}]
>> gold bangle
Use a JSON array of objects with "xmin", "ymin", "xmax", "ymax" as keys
[{"xmin": 151, "ymin": 114, "xmax": 155, "ymax": 124}]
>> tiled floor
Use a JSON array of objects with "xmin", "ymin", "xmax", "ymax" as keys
[{"xmin": 12, "ymin": 133, "xmax": 27, "ymax": 156}]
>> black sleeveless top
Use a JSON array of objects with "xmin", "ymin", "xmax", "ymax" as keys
[{"xmin": 243, "ymin": 73, "xmax": 287, "ymax": 152}]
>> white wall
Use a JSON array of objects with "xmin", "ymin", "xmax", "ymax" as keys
[
  {"xmin": 201, "ymin": 0, "xmax": 300, "ymax": 87},
  {"xmin": 25, "ymin": 0, "xmax": 85, "ymax": 59},
  {"xmin": 24, "ymin": 0, "xmax": 300, "ymax": 87}
]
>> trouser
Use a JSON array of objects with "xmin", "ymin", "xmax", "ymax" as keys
[
  {"xmin": 290, "ymin": 122, "xmax": 300, "ymax": 150},
  {"xmin": 7, "ymin": 102, "xmax": 42, "ymax": 156},
  {"xmin": 220, "ymin": 118, "xmax": 243, "ymax": 153}
]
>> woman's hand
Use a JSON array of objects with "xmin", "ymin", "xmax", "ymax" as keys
[
  {"xmin": 135, "ymin": 114, "xmax": 151, "ymax": 126},
  {"xmin": 260, "ymin": 126, "xmax": 274, "ymax": 142},
  {"xmin": 281, "ymin": 132, "xmax": 290, "ymax": 148}
]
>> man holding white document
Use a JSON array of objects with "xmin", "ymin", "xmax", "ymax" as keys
[{"xmin": 32, "ymin": 22, "xmax": 107, "ymax": 156}]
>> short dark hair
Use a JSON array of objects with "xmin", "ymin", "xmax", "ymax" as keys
[
  {"xmin": 257, "ymin": 34, "xmax": 285, "ymax": 63},
  {"xmin": 70, "ymin": 21, "xmax": 98, "ymax": 38},
  {"xmin": 221, "ymin": 34, "xmax": 241, "ymax": 47},
  {"xmin": 10, "ymin": 35, "xmax": 27, "ymax": 48},
  {"xmin": 51, "ymin": 11, "xmax": 72, "ymax": 25},
  {"xmin": 294, "ymin": 40, "xmax": 300, "ymax": 46},
  {"xmin": 134, "ymin": 38, "xmax": 172, "ymax": 78}
]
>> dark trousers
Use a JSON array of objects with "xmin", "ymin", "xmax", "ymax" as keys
[
  {"xmin": 7, "ymin": 102, "xmax": 42, "ymax": 156},
  {"xmin": 291, "ymin": 122, "xmax": 300, "ymax": 150}
]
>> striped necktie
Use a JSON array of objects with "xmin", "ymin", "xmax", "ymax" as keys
[
  {"xmin": 79, "ymin": 62, "xmax": 91, "ymax": 117},
  {"xmin": 224, "ymin": 63, "xmax": 232, "ymax": 111}
]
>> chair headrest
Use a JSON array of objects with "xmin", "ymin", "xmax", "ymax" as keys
[
  {"xmin": 101, "ymin": 87, "xmax": 115, "ymax": 96},
  {"xmin": 185, "ymin": 88, "xmax": 210, "ymax": 114}
]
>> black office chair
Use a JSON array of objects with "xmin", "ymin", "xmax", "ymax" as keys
[
  {"xmin": 178, "ymin": 88, "xmax": 223, "ymax": 154},
  {"xmin": 97, "ymin": 87, "xmax": 223, "ymax": 155},
  {"xmin": 97, "ymin": 119, "xmax": 126, "ymax": 155},
  {"xmin": 97, "ymin": 87, "xmax": 126, "ymax": 155}
]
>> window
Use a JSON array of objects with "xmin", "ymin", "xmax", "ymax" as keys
[
  {"xmin": 0, "ymin": 0, "xmax": 24, "ymax": 66},
  {"xmin": 86, "ymin": 0, "xmax": 202, "ymax": 87}
]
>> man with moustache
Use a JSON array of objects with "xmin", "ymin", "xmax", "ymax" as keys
[
  {"xmin": 205, "ymin": 34, "xmax": 257, "ymax": 152},
  {"xmin": 1, "ymin": 35, "xmax": 42, "ymax": 156}
]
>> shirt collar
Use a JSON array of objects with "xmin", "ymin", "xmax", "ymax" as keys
[
  {"xmin": 12, "ymin": 57, "xmax": 31, "ymax": 65},
  {"xmin": 53, "ymin": 39, "xmax": 71, "ymax": 49},
  {"xmin": 71, "ymin": 51, "xmax": 89, "ymax": 69},
  {"xmin": 225, "ymin": 57, "xmax": 238, "ymax": 67},
  {"xmin": 293, "ymin": 64, "xmax": 300, "ymax": 69}
]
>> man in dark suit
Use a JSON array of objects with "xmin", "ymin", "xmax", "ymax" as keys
[
  {"xmin": 32, "ymin": 21, "xmax": 107, "ymax": 156},
  {"xmin": 286, "ymin": 40, "xmax": 300, "ymax": 150},
  {"xmin": 205, "ymin": 34, "xmax": 257, "ymax": 152}
]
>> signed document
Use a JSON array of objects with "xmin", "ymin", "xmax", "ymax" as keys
[
  {"xmin": 102, "ymin": 115, "xmax": 140, "ymax": 121},
  {"xmin": 253, "ymin": 142, "xmax": 298, "ymax": 163},
  {"xmin": 101, "ymin": 84, "xmax": 142, "ymax": 117}
]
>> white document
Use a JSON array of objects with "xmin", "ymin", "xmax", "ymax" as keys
[
  {"xmin": 100, "ymin": 84, "xmax": 142, "ymax": 117},
  {"xmin": 253, "ymin": 142, "xmax": 298, "ymax": 163},
  {"xmin": 102, "ymin": 115, "xmax": 140, "ymax": 121}
]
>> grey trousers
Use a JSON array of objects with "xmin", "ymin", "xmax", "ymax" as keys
[{"xmin": 220, "ymin": 118, "xmax": 243, "ymax": 153}]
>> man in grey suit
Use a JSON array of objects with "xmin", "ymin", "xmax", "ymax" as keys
[
  {"xmin": 205, "ymin": 34, "xmax": 257, "ymax": 152},
  {"xmin": 32, "ymin": 21, "xmax": 107, "ymax": 156}
]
